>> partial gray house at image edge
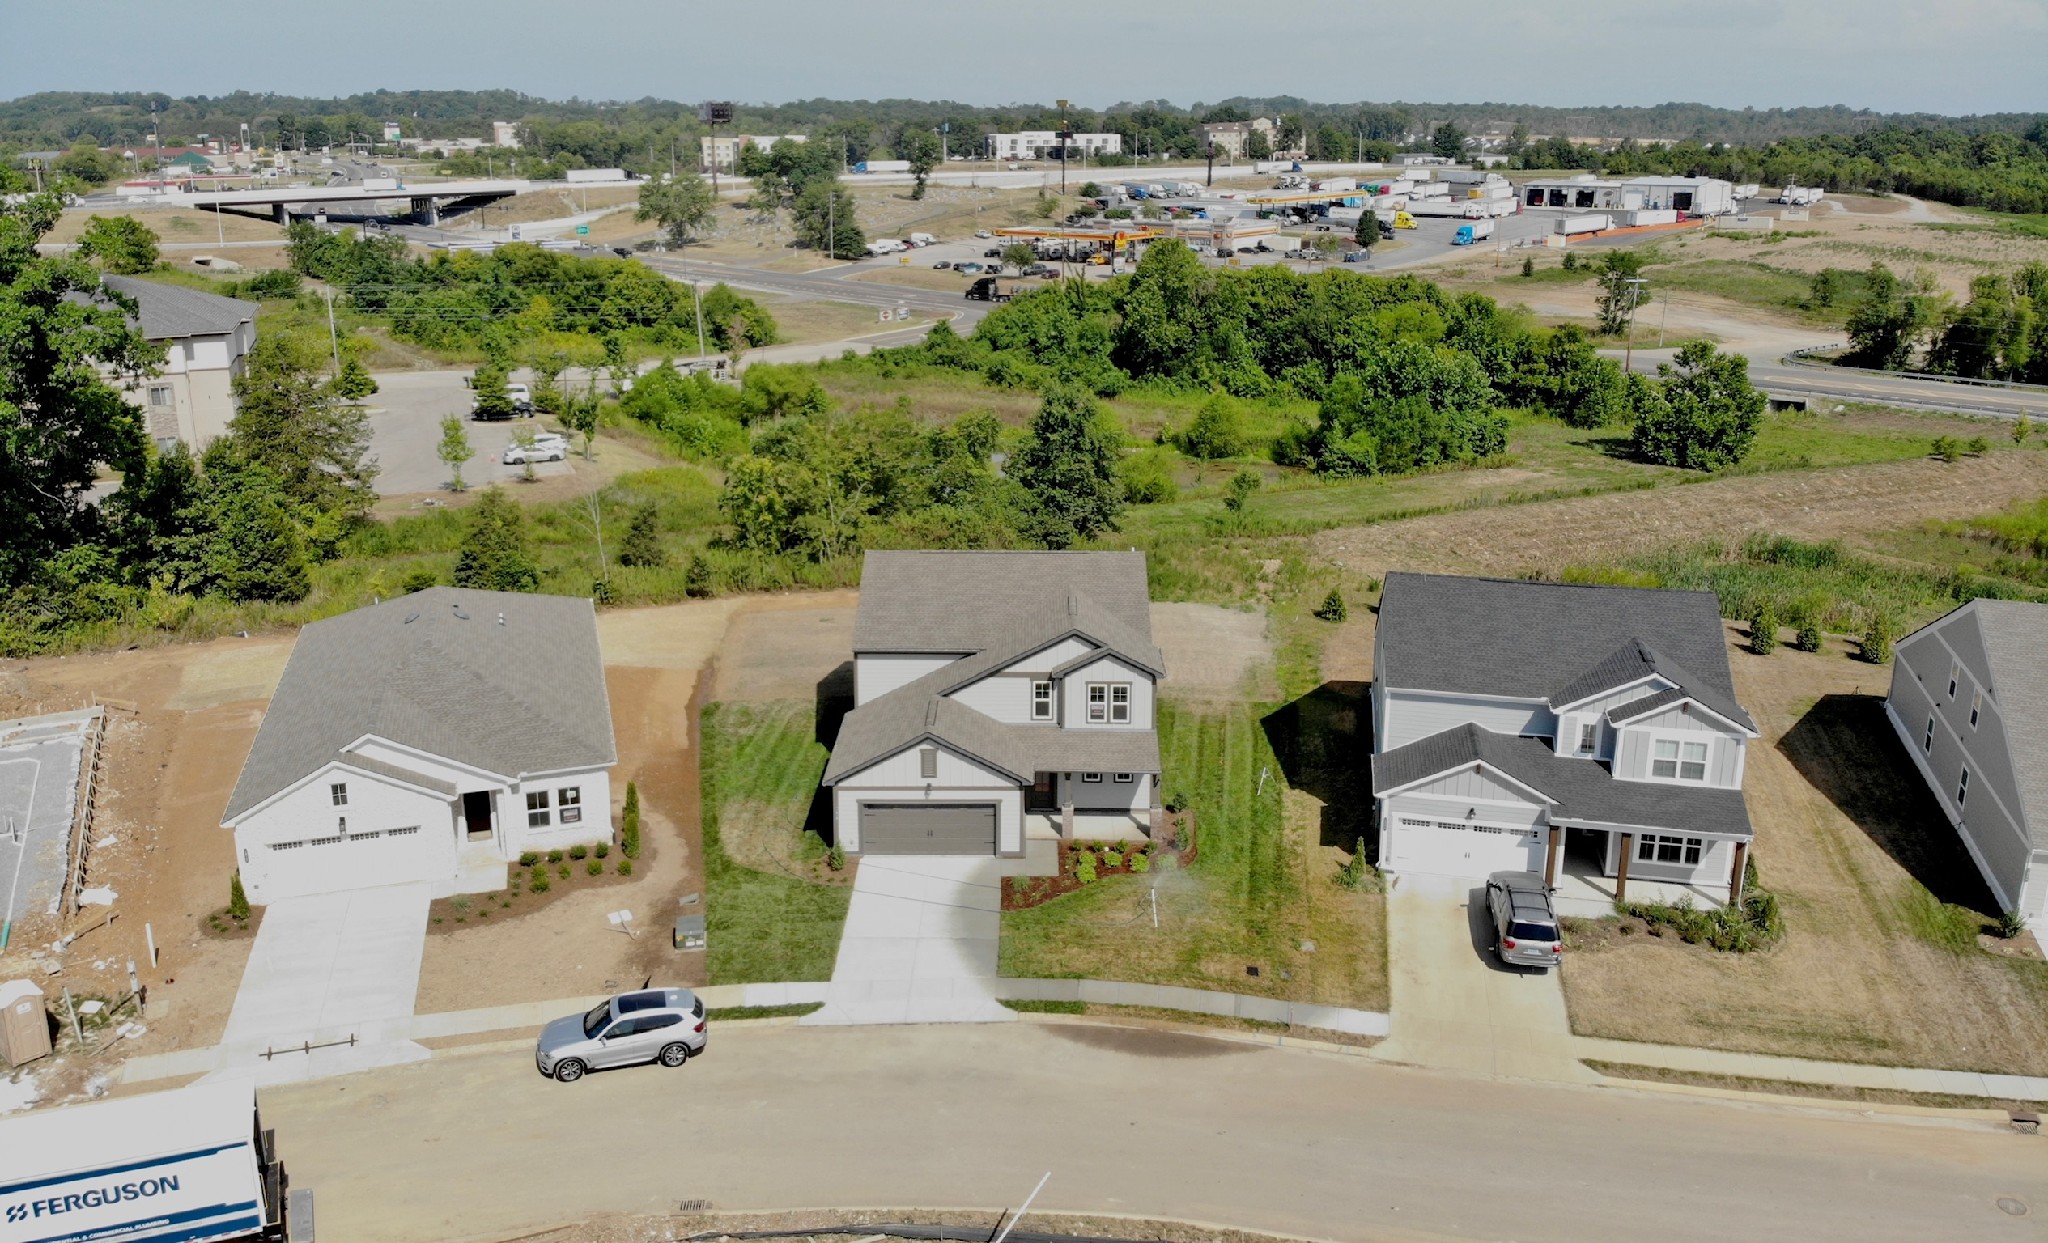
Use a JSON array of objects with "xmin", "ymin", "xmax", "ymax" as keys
[
  {"xmin": 1370, "ymin": 572, "xmax": 1759, "ymax": 910},
  {"xmin": 822, "ymin": 550, "xmax": 1164, "ymax": 856},
  {"xmin": 1884, "ymin": 598, "xmax": 2048, "ymax": 925}
]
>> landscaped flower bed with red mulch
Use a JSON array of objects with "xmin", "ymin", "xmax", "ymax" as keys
[{"xmin": 1002, "ymin": 811, "xmax": 1199, "ymax": 911}]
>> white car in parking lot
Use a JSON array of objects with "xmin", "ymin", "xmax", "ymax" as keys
[{"xmin": 502, "ymin": 435, "xmax": 569, "ymax": 465}]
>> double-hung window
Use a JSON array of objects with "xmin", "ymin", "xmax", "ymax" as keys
[
  {"xmin": 1970, "ymin": 690, "xmax": 1982, "ymax": 729},
  {"xmin": 1651, "ymin": 738, "xmax": 1709, "ymax": 782},
  {"xmin": 1957, "ymin": 767, "xmax": 1970, "ymax": 807},
  {"xmin": 330, "ymin": 782, "xmax": 349, "ymax": 807},
  {"xmin": 1577, "ymin": 723, "xmax": 1597, "ymax": 754},
  {"xmin": 1948, "ymin": 662, "xmax": 1960, "ymax": 699},
  {"xmin": 1635, "ymin": 835, "xmax": 1704, "ymax": 866},
  {"xmin": 1031, "ymin": 681, "xmax": 1054, "ymax": 721},
  {"xmin": 527, "ymin": 790, "xmax": 551, "ymax": 828},
  {"xmin": 1109, "ymin": 684, "xmax": 1131, "ymax": 724},
  {"xmin": 558, "ymin": 787, "xmax": 583, "ymax": 824},
  {"xmin": 1923, "ymin": 716, "xmax": 1935, "ymax": 752}
]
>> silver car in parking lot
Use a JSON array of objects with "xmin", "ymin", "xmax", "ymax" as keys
[{"xmin": 535, "ymin": 987, "xmax": 706, "ymax": 1082}]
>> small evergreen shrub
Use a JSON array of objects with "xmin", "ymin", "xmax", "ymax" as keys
[
  {"xmin": 1860, "ymin": 612, "xmax": 1895, "ymax": 664},
  {"xmin": 1997, "ymin": 908, "xmax": 2027, "ymax": 939},
  {"xmin": 228, "ymin": 871, "xmax": 251, "ymax": 922},
  {"xmin": 557, "ymin": 864, "xmax": 570, "ymax": 879},
  {"xmin": 587, "ymin": 859, "xmax": 603, "ymax": 876},
  {"xmin": 530, "ymin": 871, "xmax": 551, "ymax": 894},
  {"xmin": 617, "ymin": 858, "xmax": 633, "ymax": 876},
  {"xmin": 546, "ymin": 850, "xmax": 564, "ymax": 864},
  {"xmin": 1130, "ymin": 852, "xmax": 1151, "ymax": 874},
  {"xmin": 1314, "ymin": 589, "xmax": 1348, "ymax": 622},
  {"xmin": 1792, "ymin": 623, "xmax": 1823, "ymax": 652},
  {"xmin": 594, "ymin": 842, "xmax": 609, "ymax": 858},
  {"xmin": 827, "ymin": 843, "xmax": 846, "ymax": 871},
  {"xmin": 1747, "ymin": 600, "xmax": 1779, "ymax": 654},
  {"xmin": 1521, "ymin": 256, "xmax": 1535, "ymax": 277},
  {"xmin": 569, "ymin": 844, "xmax": 588, "ymax": 860}
]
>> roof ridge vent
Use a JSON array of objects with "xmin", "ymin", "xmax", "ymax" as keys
[{"xmin": 925, "ymin": 699, "xmax": 939, "ymax": 729}]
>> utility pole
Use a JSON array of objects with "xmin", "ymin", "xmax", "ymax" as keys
[
  {"xmin": 1057, "ymin": 99, "xmax": 1070, "ymax": 194},
  {"xmin": 324, "ymin": 287, "xmax": 342, "ymax": 375},
  {"xmin": 1621, "ymin": 277, "xmax": 1648, "ymax": 374},
  {"xmin": 692, "ymin": 280, "xmax": 707, "ymax": 359}
]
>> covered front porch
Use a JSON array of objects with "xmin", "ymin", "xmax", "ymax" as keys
[
  {"xmin": 1024, "ymin": 768, "xmax": 1161, "ymax": 843},
  {"xmin": 1540, "ymin": 823, "xmax": 1750, "ymax": 919}
]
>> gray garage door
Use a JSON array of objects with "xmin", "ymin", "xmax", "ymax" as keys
[{"xmin": 859, "ymin": 803, "xmax": 998, "ymax": 855}]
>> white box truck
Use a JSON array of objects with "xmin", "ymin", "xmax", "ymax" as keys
[
  {"xmin": 1557, "ymin": 213, "xmax": 1612, "ymax": 236},
  {"xmin": 0, "ymin": 1081, "xmax": 295, "ymax": 1243},
  {"xmin": 854, "ymin": 159, "xmax": 912, "ymax": 174}
]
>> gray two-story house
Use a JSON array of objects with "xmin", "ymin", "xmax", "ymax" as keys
[
  {"xmin": 1370, "ymin": 573, "xmax": 1758, "ymax": 905},
  {"xmin": 1885, "ymin": 599, "xmax": 2048, "ymax": 926},
  {"xmin": 821, "ymin": 551, "xmax": 1165, "ymax": 857}
]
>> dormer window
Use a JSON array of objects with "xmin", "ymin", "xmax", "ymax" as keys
[
  {"xmin": 1031, "ymin": 681, "xmax": 1054, "ymax": 721},
  {"xmin": 1577, "ymin": 723, "xmax": 1597, "ymax": 754}
]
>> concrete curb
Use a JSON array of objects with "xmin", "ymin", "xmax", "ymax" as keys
[
  {"xmin": 1575, "ymin": 1037, "xmax": 2048, "ymax": 1103},
  {"xmin": 992, "ymin": 978, "xmax": 1390, "ymax": 1037}
]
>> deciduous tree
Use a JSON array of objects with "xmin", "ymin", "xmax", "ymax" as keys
[
  {"xmin": 437, "ymin": 415, "xmax": 474, "ymax": 491},
  {"xmin": 634, "ymin": 172, "xmax": 716, "ymax": 246},
  {"xmin": 1629, "ymin": 340, "xmax": 1766, "ymax": 470},
  {"xmin": 1009, "ymin": 383, "xmax": 1125, "ymax": 548},
  {"xmin": 75, "ymin": 215, "xmax": 160, "ymax": 274}
]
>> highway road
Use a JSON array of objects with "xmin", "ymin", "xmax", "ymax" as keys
[
  {"xmin": 259, "ymin": 1021, "xmax": 2045, "ymax": 1243},
  {"xmin": 1748, "ymin": 359, "xmax": 2046, "ymax": 421}
]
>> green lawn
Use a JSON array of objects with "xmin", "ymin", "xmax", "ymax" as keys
[
  {"xmin": 699, "ymin": 701, "xmax": 849, "ymax": 984},
  {"xmin": 999, "ymin": 698, "xmax": 1388, "ymax": 1010}
]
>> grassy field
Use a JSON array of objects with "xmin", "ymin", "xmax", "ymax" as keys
[
  {"xmin": 699, "ymin": 700, "xmax": 849, "ymax": 984},
  {"xmin": 998, "ymin": 695, "xmax": 1388, "ymax": 1011},
  {"xmin": 1559, "ymin": 635, "xmax": 2048, "ymax": 1075}
]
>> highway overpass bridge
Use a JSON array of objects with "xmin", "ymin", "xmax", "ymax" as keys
[{"xmin": 142, "ymin": 178, "xmax": 532, "ymax": 225}]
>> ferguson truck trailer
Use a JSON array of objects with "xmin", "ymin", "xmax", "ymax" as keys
[{"xmin": 0, "ymin": 1082, "xmax": 297, "ymax": 1243}]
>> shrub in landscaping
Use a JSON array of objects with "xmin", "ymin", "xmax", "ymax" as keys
[
  {"xmin": 546, "ymin": 850, "xmax": 564, "ymax": 864},
  {"xmin": 1101, "ymin": 849, "xmax": 1123, "ymax": 869},
  {"xmin": 1131, "ymin": 852, "xmax": 1151, "ymax": 874},
  {"xmin": 1521, "ymin": 256, "xmax": 1535, "ymax": 278},
  {"xmin": 557, "ymin": 864, "xmax": 570, "ymax": 879},
  {"xmin": 594, "ymin": 841, "xmax": 608, "ymax": 858},
  {"xmin": 621, "ymin": 781, "xmax": 642, "ymax": 858},
  {"xmin": 1335, "ymin": 837, "xmax": 1377, "ymax": 891},
  {"xmin": 827, "ymin": 843, "xmax": 845, "ymax": 871},
  {"xmin": 1968, "ymin": 436, "xmax": 1990, "ymax": 455},
  {"xmin": 1792, "ymin": 622, "xmax": 1823, "ymax": 651},
  {"xmin": 569, "ymin": 844, "xmax": 588, "ymax": 860},
  {"xmin": 1931, "ymin": 435, "xmax": 1959, "ymax": 462},
  {"xmin": 617, "ymin": 858, "xmax": 633, "ymax": 876},
  {"xmin": 1998, "ymin": 908, "xmax": 2027, "ymax": 939},
  {"xmin": 1172, "ymin": 814, "xmax": 1190, "ymax": 852},
  {"xmin": 228, "ymin": 871, "xmax": 251, "ymax": 921},
  {"xmin": 1076, "ymin": 856, "xmax": 1098, "ymax": 884},
  {"xmin": 1860, "ymin": 611, "xmax": 1895, "ymax": 663},
  {"xmin": 1747, "ymin": 600, "xmax": 1779, "ymax": 654},
  {"xmin": 530, "ymin": 870, "xmax": 551, "ymax": 894},
  {"xmin": 518, "ymin": 851, "xmax": 539, "ymax": 867},
  {"xmin": 1314, "ymin": 589, "xmax": 1348, "ymax": 622},
  {"xmin": 1625, "ymin": 863, "xmax": 1782, "ymax": 953},
  {"xmin": 1164, "ymin": 788, "xmax": 1189, "ymax": 812},
  {"xmin": 587, "ymin": 858, "xmax": 603, "ymax": 876}
]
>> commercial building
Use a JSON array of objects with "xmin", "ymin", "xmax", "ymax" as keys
[
  {"xmin": 491, "ymin": 120, "xmax": 522, "ymax": 148},
  {"xmin": 983, "ymin": 131, "xmax": 1123, "ymax": 161},
  {"xmin": 1519, "ymin": 174, "xmax": 1736, "ymax": 216},
  {"xmin": 1196, "ymin": 118, "xmax": 1277, "ymax": 161},
  {"xmin": 700, "ymin": 132, "xmax": 807, "ymax": 171}
]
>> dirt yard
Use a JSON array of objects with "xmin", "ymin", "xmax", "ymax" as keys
[
  {"xmin": 1561, "ymin": 625, "xmax": 2048, "ymax": 1075},
  {"xmin": 1149, "ymin": 602, "xmax": 1273, "ymax": 700},
  {"xmin": 1314, "ymin": 450, "xmax": 2048, "ymax": 581}
]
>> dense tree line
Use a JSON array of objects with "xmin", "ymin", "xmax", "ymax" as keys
[
  {"xmin": 283, "ymin": 224, "xmax": 778, "ymax": 356},
  {"xmin": 1842, "ymin": 259, "xmax": 2048, "ymax": 381}
]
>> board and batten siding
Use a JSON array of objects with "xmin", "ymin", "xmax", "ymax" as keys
[
  {"xmin": 947, "ymin": 673, "xmax": 1035, "ymax": 723},
  {"xmin": 1887, "ymin": 644, "xmax": 2032, "ymax": 908},
  {"xmin": 1601, "ymin": 832, "xmax": 1736, "ymax": 886},
  {"xmin": 1056, "ymin": 771, "xmax": 1152, "ymax": 812},
  {"xmin": 834, "ymin": 741, "xmax": 1024, "ymax": 854},
  {"xmin": 1379, "ymin": 690, "xmax": 1552, "ymax": 751},
  {"xmin": 1552, "ymin": 680, "xmax": 1674, "ymax": 758},
  {"xmin": 1391, "ymin": 763, "xmax": 1545, "ymax": 806},
  {"xmin": 854, "ymin": 654, "xmax": 963, "ymax": 705},
  {"xmin": 1612, "ymin": 714, "xmax": 1743, "ymax": 787},
  {"xmin": 1059, "ymin": 654, "xmax": 1156, "ymax": 729}
]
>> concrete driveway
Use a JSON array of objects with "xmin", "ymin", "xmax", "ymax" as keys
[
  {"xmin": 1369, "ymin": 873, "xmax": 1591, "ymax": 1082},
  {"xmin": 215, "ymin": 882, "xmax": 434, "ymax": 1082},
  {"xmin": 803, "ymin": 856, "xmax": 1017, "ymax": 1026}
]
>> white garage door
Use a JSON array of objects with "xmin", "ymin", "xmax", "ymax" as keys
[
  {"xmin": 260, "ymin": 825, "xmax": 445, "ymax": 899},
  {"xmin": 1389, "ymin": 816, "xmax": 1545, "ymax": 879}
]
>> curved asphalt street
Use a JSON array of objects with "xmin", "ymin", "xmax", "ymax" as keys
[{"xmin": 258, "ymin": 1021, "xmax": 2046, "ymax": 1243}]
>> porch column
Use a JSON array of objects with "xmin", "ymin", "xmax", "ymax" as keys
[
  {"xmin": 1728, "ymin": 839, "xmax": 1749, "ymax": 906},
  {"xmin": 1061, "ymin": 774, "xmax": 1074, "ymax": 838},
  {"xmin": 1614, "ymin": 833, "xmax": 1633, "ymax": 903},
  {"xmin": 1544, "ymin": 825, "xmax": 1561, "ymax": 889}
]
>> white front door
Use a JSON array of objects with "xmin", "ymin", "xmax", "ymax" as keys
[{"xmin": 1388, "ymin": 815, "xmax": 1546, "ymax": 879}]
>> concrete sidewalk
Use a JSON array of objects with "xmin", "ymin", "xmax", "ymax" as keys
[
  {"xmin": 1368, "ymin": 874, "xmax": 1592, "ymax": 1082},
  {"xmin": 1578, "ymin": 1037, "xmax": 2048, "ymax": 1102}
]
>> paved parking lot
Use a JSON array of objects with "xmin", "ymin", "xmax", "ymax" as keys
[{"xmin": 365, "ymin": 370, "xmax": 574, "ymax": 496}]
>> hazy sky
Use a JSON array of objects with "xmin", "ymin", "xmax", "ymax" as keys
[{"xmin": 6, "ymin": 0, "xmax": 2045, "ymax": 116}]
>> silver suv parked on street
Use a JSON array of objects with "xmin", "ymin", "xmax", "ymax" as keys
[
  {"xmin": 535, "ymin": 987, "xmax": 706, "ymax": 1082},
  {"xmin": 1484, "ymin": 871, "xmax": 1563, "ymax": 970}
]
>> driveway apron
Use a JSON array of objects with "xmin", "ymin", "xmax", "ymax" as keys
[
  {"xmin": 213, "ymin": 881, "xmax": 435, "ymax": 1083},
  {"xmin": 1369, "ymin": 874, "xmax": 1592, "ymax": 1082},
  {"xmin": 804, "ymin": 857, "xmax": 1016, "ymax": 1026}
]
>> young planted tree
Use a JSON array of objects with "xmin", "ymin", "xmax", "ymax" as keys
[
  {"xmin": 437, "ymin": 415, "xmax": 475, "ymax": 491},
  {"xmin": 452, "ymin": 488, "xmax": 540, "ymax": 591},
  {"xmin": 1001, "ymin": 242, "xmax": 1035, "ymax": 269},
  {"xmin": 1354, "ymin": 208, "xmax": 1379, "ymax": 254},
  {"xmin": 561, "ymin": 377, "xmax": 603, "ymax": 460},
  {"xmin": 1223, "ymin": 468, "xmax": 1261, "ymax": 513},
  {"xmin": 617, "ymin": 502, "xmax": 667, "ymax": 568},
  {"xmin": 329, "ymin": 356, "xmax": 378, "ymax": 401}
]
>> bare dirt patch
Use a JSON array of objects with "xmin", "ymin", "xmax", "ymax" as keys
[
  {"xmin": 594, "ymin": 598, "xmax": 741, "ymax": 669},
  {"xmin": 1314, "ymin": 451, "xmax": 2048, "ymax": 581},
  {"xmin": 1560, "ymin": 627, "xmax": 2048, "ymax": 1075},
  {"xmin": 165, "ymin": 640, "xmax": 292, "ymax": 711},
  {"xmin": 1149, "ymin": 602, "xmax": 1272, "ymax": 700},
  {"xmin": 709, "ymin": 590, "xmax": 857, "ymax": 702}
]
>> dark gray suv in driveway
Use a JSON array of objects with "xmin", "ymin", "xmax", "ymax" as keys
[
  {"xmin": 1484, "ymin": 871, "xmax": 1563, "ymax": 970},
  {"xmin": 535, "ymin": 987, "xmax": 706, "ymax": 1082}
]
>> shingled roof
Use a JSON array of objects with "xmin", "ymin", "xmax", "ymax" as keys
[
  {"xmin": 101, "ymin": 274, "xmax": 255, "ymax": 340},
  {"xmin": 223, "ymin": 589, "xmax": 615, "ymax": 822},
  {"xmin": 1372, "ymin": 723, "xmax": 1754, "ymax": 840},
  {"xmin": 1377, "ymin": 573, "xmax": 1745, "ymax": 717},
  {"xmin": 1967, "ymin": 600, "xmax": 2048, "ymax": 850}
]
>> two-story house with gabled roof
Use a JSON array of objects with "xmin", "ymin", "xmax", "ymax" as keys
[
  {"xmin": 821, "ymin": 551, "xmax": 1165, "ymax": 857},
  {"xmin": 1369, "ymin": 573, "xmax": 1759, "ymax": 908},
  {"xmin": 1885, "ymin": 599, "xmax": 2048, "ymax": 927}
]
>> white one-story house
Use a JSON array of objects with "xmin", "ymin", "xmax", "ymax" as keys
[
  {"xmin": 1370, "ymin": 573, "xmax": 1758, "ymax": 907},
  {"xmin": 1885, "ymin": 599, "xmax": 2048, "ymax": 926},
  {"xmin": 222, "ymin": 588, "xmax": 617, "ymax": 903},
  {"xmin": 821, "ymin": 550, "xmax": 1164, "ymax": 857}
]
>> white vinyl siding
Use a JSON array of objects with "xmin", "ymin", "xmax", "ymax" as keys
[
  {"xmin": 947, "ymin": 673, "xmax": 1034, "ymax": 723},
  {"xmin": 1613, "ymin": 716, "xmax": 1743, "ymax": 787},
  {"xmin": 233, "ymin": 764, "xmax": 456, "ymax": 903},
  {"xmin": 1602, "ymin": 831, "xmax": 1734, "ymax": 885},
  {"xmin": 854, "ymin": 653, "xmax": 962, "ymax": 705},
  {"xmin": 1378, "ymin": 689, "xmax": 1553, "ymax": 751},
  {"xmin": 1057, "ymin": 771, "xmax": 1151, "ymax": 813},
  {"xmin": 997, "ymin": 636, "xmax": 1097, "ymax": 676},
  {"xmin": 1388, "ymin": 763, "xmax": 1541, "ymax": 804}
]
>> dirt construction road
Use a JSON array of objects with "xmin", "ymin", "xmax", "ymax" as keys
[
  {"xmin": 1314, "ymin": 451, "xmax": 2048, "ymax": 580},
  {"xmin": 262, "ymin": 1022, "xmax": 2046, "ymax": 1243}
]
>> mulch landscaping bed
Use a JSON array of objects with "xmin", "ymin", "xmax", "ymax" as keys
[
  {"xmin": 426, "ymin": 842, "xmax": 643, "ymax": 933},
  {"xmin": 1002, "ymin": 811, "xmax": 1199, "ymax": 911}
]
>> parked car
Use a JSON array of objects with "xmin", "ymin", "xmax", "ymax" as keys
[
  {"xmin": 956, "ymin": 262, "xmax": 984, "ymax": 275},
  {"xmin": 983, "ymin": 247, "xmax": 1003, "ymax": 258},
  {"xmin": 932, "ymin": 260, "xmax": 953, "ymax": 269},
  {"xmin": 535, "ymin": 987, "xmax": 706, "ymax": 1082},
  {"xmin": 502, "ymin": 438, "xmax": 568, "ymax": 465},
  {"xmin": 1484, "ymin": 871, "xmax": 1563, "ymax": 970},
  {"xmin": 471, "ymin": 382, "xmax": 534, "ymax": 420},
  {"xmin": 1022, "ymin": 263, "xmax": 1057, "ymax": 277},
  {"xmin": 974, "ymin": 229, "xmax": 993, "ymax": 239},
  {"xmin": 613, "ymin": 246, "xmax": 634, "ymax": 258}
]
